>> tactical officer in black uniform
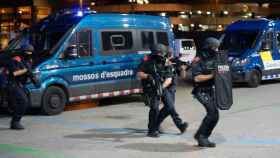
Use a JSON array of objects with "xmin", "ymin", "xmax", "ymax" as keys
[
  {"xmin": 138, "ymin": 44, "xmax": 188, "ymax": 137},
  {"xmin": 7, "ymin": 44, "xmax": 36, "ymax": 130},
  {"xmin": 192, "ymin": 37, "xmax": 220, "ymax": 147}
]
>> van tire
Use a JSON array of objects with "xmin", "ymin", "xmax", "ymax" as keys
[
  {"xmin": 248, "ymin": 70, "xmax": 261, "ymax": 88},
  {"xmin": 41, "ymin": 86, "xmax": 66, "ymax": 115}
]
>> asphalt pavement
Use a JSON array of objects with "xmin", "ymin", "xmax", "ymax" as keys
[{"xmin": 0, "ymin": 80, "xmax": 280, "ymax": 158}]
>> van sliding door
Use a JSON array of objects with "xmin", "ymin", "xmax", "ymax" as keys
[
  {"xmin": 260, "ymin": 30, "xmax": 280, "ymax": 78},
  {"xmin": 93, "ymin": 30, "xmax": 138, "ymax": 94},
  {"xmin": 270, "ymin": 30, "xmax": 280, "ymax": 77}
]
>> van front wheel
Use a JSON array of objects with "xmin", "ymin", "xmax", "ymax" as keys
[
  {"xmin": 41, "ymin": 86, "xmax": 66, "ymax": 115},
  {"xmin": 248, "ymin": 70, "xmax": 261, "ymax": 88}
]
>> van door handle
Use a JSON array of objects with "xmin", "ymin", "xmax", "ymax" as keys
[
  {"xmin": 89, "ymin": 61, "xmax": 94, "ymax": 65},
  {"xmin": 102, "ymin": 61, "xmax": 107, "ymax": 64}
]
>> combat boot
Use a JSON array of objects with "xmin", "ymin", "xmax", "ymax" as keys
[
  {"xmin": 194, "ymin": 134, "xmax": 216, "ymax": 148},
  {"xmin": 147, "ymin": 131, "xmax": 159, "ymax": 138},
  {"xmin": 10, "ymin": 121, "xmax": 25, "ymax": 130},
  {"xmin": 158, "ymin": 126, "xmax": 165, "ymax": 134},
  {"xmin": 178, "ymin": 122, "xmax": 188, "ymax": 134}
]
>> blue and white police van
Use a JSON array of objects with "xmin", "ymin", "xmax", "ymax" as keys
[
  {"xmin": 6, "ymin": 11, "xmax": 175, "ymax": 115},
  {"xmin": 220, "ymin": 19, "xmax": 280, "ymax": 87}
]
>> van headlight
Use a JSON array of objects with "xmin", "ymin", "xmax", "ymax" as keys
[{"xmin": 232, "ymin": 58, "xmax": 249, "ymax": 67}]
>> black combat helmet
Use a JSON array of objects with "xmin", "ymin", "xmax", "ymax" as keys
[
  {"xmin": 151, "ymin": 44, "xmax": 169, "ymax": 56},
  {"xmin": 199, "ymin": 37, "xmax": 220, "ymax": 59},
  {"xmin": 203, "ymin": 37, "xmax": 220, "ymax": 50},
  {"xmin": 150, "ymin": 44, "xmax": 169, "ymax": 63}
]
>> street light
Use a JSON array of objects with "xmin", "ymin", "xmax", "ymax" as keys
[
  {"xmin": 128, "ymin": 0, "xmax": 149, "ymax": 5},
  {"xmin": 160, "ymin": 12, "xmax": 166, "ymax": 17}
]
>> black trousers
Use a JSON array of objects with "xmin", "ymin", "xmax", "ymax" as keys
[
  {"xmin": 194, "ymin": 86, "xmax": 219, "ymax": 138},
  {"xmin": 157, "ymin": 88, "xmax": 184, "ymax": 130},
  {"xmin": 148, "ymin": 88, "xmax": 183, "ymax": 133},
  {"xmin": 148, "ymin": 95, "xmax": 160, "ymax": 133},
  {"xmin": 7, "ymin": 83, "xmax": 28, "ymax": 123}
]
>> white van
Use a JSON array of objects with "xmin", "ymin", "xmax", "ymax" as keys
[{"xmin": 175, "ymin": 39, "xmax": 196, "ymax": 64}]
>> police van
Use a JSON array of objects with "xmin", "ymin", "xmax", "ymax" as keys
[
  {"xmin": 6, "ymin": 11, "xmax": 175, "ymax": 115},
  {"xmin": 220, "ymin": 19, "xmax": 280, "ymax": 87}
]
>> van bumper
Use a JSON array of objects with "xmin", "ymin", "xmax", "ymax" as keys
[
  {"xmin": 28, "ymin": 88, "xmax": 43, "ymax": 108},
  {"xmin": 232, "ymin": 70, "xmax": 251, "ymax": 83}
]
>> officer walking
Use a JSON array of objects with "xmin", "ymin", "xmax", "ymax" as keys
[
  {"xmin": 192, "ymin": 37, "xmax": 220, "ymax": 147},
  {"xmin": 6, "ymin": 44, "xmax": 36, "ymax": 130},
  {"xmin": 137, "ymin": 44, "xmax": 188, "ymax": 137}
]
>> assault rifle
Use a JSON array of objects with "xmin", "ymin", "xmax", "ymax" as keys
[
  {"xmin": 150, "ymin": 63, "xmax": 163, "ymax": 98},
  {"xmin": 142, "ymin": 63, "xmax": 164, "ymax": 106},
  {"xmin": 170, "ymin": 57, "xmax": 191, "ymax": 75}
]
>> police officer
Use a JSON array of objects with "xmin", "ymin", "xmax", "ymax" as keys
[
  {"xmin": 138, "ymin": 44, "xmax": 188, "ymax": 137},
  {"xmin": 192, "ymin": 37, "xmax": 220, "ymax": 147},
  {"xmin": 7, "ymin": 44, "xmax": 35, "ymax": 130}
]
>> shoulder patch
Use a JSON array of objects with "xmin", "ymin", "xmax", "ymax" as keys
[
  {"xmin": 13, "ymin": 56, "xmax": 22, "ymax": 62},
  {"xmin": 143, "ymin": 55, "xmax": 151, "ymax": 62}
]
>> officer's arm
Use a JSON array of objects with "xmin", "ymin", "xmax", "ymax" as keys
[
  {"xmin": 137, "ymin": 71, "xmax": 149, "ymax": 80},
  {"xmin": 137, "ymin": 61, "xmax": 150, "ymax": 80},
  {"xmin": 162, "ymin": 77, "xmax": 172, "ymax": 88},
  {"xmin": 194, "ymin": 74, "xmax": 214, "ymax": 82},
  {"xmin": 193, "ymin": 60, "xmax": 214, "ymax": 82},
  {"xmin": 13, "ymin": 68, "xmax": 28, "ymax": 76}
]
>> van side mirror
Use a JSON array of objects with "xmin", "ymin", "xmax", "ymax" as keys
[
  {"xmin": 261, "ymin": 41, "xmax": 270, "ymax": 51},
  {"xmin": 62, "ymin": 45, "xmax": 79, "ymax": 60}
]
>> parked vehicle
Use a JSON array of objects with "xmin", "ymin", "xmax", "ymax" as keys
[
  {"xmin": 220, "ymin": 19, "xmax": 280, "ymax": 87},
  {"xmin": 3, "ymin": 11, "xmax": 175, "ymax": 115},
  {"xmin": 174, "ymin": 38, "xmax": 196, "ymax": 64}
]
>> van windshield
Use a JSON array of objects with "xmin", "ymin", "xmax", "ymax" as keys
[
  {"xmin": 6, "ymin": 13, "xmax": 83, "ymax": 65},
  {"xmin": 6, "ymin": 30, "xmax": 66, "ymax": 64},
  {"xmin": 7, "ymin": 31, "xmax": 65, "ymax": 52},
  {"xmin": 220, "ymin": 30, "xmax": 259, "ymax": 55},
  {"xmin": 5, "ymin": 24, "xmax": 77, "ymax": 67}
]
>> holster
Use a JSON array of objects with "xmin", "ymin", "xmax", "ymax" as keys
[{"xmin": 192, "ymin": 86, "xmax": 213, "ymax": 106}]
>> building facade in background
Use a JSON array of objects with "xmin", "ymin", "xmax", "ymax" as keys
[
  {"xmin": 0, "ymin": 0, "xmax": 279, "ymax": 48},
  {"xmin": 0, "ymin": 0, "xmax": 51, "ymax": 48}
]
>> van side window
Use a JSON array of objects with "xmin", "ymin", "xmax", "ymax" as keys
[
  {"xmin": 262, "ymin": 31, "xmax": 273, "ymax": 51},
  {"xmin": 276, "ymin": 32, "xmax": 280, "ymax": 49},
  {"xmin": 78, "ymin": 29, "xmax": 92, "ymax": 57},
  {"xmin": 101, "ymin": 31, "xmax": 133, "ymax": 54},
  {"xmin": 156, "ymin": 32, "xmax": 169, "ymax": 46},
  {"xmin": 141, "ymin": 31, "xmax": 154, "ymax": 49},
  {"xmin": 66, "ymin": 29, "xmax": 92, "ymax": 58}
]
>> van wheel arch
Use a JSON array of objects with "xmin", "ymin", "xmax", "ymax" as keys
[
  {"xmin": 41, "ymin": 84, "xmax": 69, "ymax": 115},
  {"xmin": 247, "ymin": 69, "xmax": 262, "ymax": 88}
]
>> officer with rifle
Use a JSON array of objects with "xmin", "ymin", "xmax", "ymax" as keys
[
  {"xmin": 137, "ymin": 44, "xmax": 188, "ymax": 137},
  {"xmin": 192, "ymin": 37, "xmax": 233, "ymax": 147},
  {"xmin": 1, "ymin": 44, "xmax": 38, "ymax": 130}
]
